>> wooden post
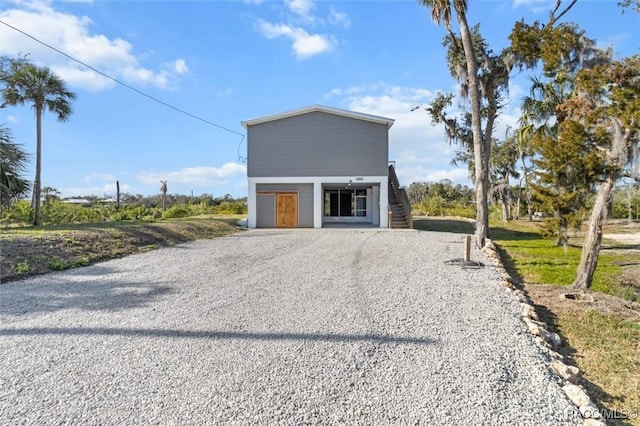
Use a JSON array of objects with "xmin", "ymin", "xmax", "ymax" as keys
[{"xmin": 465, "ymin": 235, "xmax": 471, "ymax": 262}]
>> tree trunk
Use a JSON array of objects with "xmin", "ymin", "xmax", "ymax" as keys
[
  {"xmin": 572, "ymin": 175, "xmax": 616, "ymax": 290},
  {"xmin": 558, "ymin": 216, "xmax": 568, "ymax": 253},
  {"xmin": 456, "ymin": 8, "xmax": 488, "ymax": 248},
  {"xmin": 515, "ymin": 183, "xmax": 522, "ymax": 220},
  {"xmin": 501, "ymin": 196, "xmax": 509, "ymax": 222},
  {"xmin": 520, "ymin": 154, "xmax": 533, "ymax": 221},
  {"xmin": 506, "ymin": 186, "xmax": 513, "ymax": 220},
  {"xmin": 573, "ymin": 119, "xmax": 634, "ymax": 291},
  {"xmin": 116, "ymin": 180, "xmax": 120, "ymax": 210},
  {"xmin": 33, "ymin": 106, "xmax": 42, "ymax": 226}
]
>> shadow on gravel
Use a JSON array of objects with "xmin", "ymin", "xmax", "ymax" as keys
[
  {"xmin": 0, "ymin": 271, "xmax": 173, "ymax": 316},
  {"xmin": 0, "ymin": 327, "xmax": 437, "ymax": 346}
]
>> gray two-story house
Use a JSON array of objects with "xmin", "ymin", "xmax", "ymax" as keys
[{"xmin": 242, "ymin": 105, "xmax": 411, "ymax": 229}]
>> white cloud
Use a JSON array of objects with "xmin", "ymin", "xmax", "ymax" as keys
[
  {"xmin": 0, "ymin": 0, "xmax": 188, "ymax": 91},
  {"xmin": 84, "ymin": 172, "xmax": 116, "ymax": 182},
  {"xmin": 257, "ymin": 19, "xmax": 334, "ymax": 60},
  {"xmin": 328, "ymin": 6, "xmax": 351, "ymax": 28},
  {"xmin": 285, "ymin": 0, "xmax": 315, "ymax": 22},
  {"xmin": 61, "ymin": 182, "xmax": 133, "ymax": 198},
  {"xmin": 512, "ymin": 0, "xmax": 553, "ymax": 13},
  {"xmin": 396, "ymin": 166, "xmax": 470, "ymax": 186},
  {"xmin": 136, "ymin": 162, "xmax": 247, "ymax": 187},
  {"xmin": 6, "ymin": 115, "xmax": 19, "ymax": 123},
  {"xmin": 50, "ymin": 65, "xmax": 115, "ymax": 91},
  {"xmin": 172, "ymin": 59, "xmax": 188, "ymax": 75}
]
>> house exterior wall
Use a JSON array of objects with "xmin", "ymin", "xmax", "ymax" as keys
[
  {"xmin": 247, "ymin": 111, "xmax": 388, "ymax": 178},
  {"xmin": 255, "ymin": 194, "xmax": 275, "ymax": 228},
  {"xmin": 255, "ymin": 183, "xmax": 314, "ymax": 228},
  {"xmin": 248, "ymin": 177, "xmax": 388, "ymax": 229}
]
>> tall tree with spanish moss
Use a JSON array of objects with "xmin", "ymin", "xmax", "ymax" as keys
[
  {"xmin": 1, "ymin": 59, "xmax": 76, "ymax": 226},
  {"xmin": 417, "ymin": 0, "xmax": 489, "ymax": 247},
  {"xmin": 568, "ymin": 56, "xmax": 640, "ymax": 290}
]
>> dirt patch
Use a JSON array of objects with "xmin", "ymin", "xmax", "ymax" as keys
[
  {"xmin": 525, "ymin": 282, "xmax": 640, "ymax": 322},
  {"xmin": 1, "ymin": 219, "xmax": 241, "ymax": 283}
]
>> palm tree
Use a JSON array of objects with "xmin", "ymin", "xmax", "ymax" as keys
[
  {"xmin": 418, "ymin": 0, "xmax": 488, "ymax": 247},
  {"xmin": 41, "ymin": 186, "xmax": 60, "ymax": 206},
  {"xmin": 1, "ymin": 61, "xmax": 76, "ymax": 226},
  {"xmin": 160, "ymin": 180, "xmax": 168, "ymax": 211},
  {"xmin": 0, "ymin": 124, "xmax": 30, "ymax": 211}
]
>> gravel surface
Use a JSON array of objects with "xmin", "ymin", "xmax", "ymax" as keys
[{"xmin": 0, "ymin": 229, "xmax": 580, "ymax": 425}]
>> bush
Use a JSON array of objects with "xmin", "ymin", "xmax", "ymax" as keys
[
  {"xmin": 0, "ymin": 200, "xmax": 33, "ymax": 225},
  {"xmin": 40, "ymin": 201, "xmax": 105, "ymax": 225},
  {"xmin": 414, "ymin": 196, "xmax": 475, "ymax": 218},
  {"xmin": 111, "ymin": 205, "xmax": 157, "ymax": 221},
  {"xmin": 211, "ymin": 200, "xmax": 247, "ymax": 215},
  {"xmin": 162, "ymin": 205, "xmax": 191, "ymax": 219}
]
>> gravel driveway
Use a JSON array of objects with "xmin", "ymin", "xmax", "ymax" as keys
[{"xmin": 1, "ymin": 229, "xmax": 580, "ymax": 425}]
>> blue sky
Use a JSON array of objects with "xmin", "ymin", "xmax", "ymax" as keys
[{"xmin": 0, "ymin": 0, "xmax": 638, "ymax": 199}]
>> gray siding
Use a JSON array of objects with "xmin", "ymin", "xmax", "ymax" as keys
[
  {"xmin": 256, "ymin": 183, "xmax": 313, "ymax": 228},
  {"xmin": 248, "ymin": 111, "xmax": 388, "ymax": 178},
  {"xmin": 256, "ymin": 194, "xmax": 275, "ymax": 228}
]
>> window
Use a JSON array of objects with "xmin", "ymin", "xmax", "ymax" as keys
[{"xmin": 324, "ymin": 188, "xmax": 367, "ymax": 217}]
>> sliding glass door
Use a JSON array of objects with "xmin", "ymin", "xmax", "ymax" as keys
[{"xmin": 324, "ymin": 188, "xmax": 368, "ymax": 221}]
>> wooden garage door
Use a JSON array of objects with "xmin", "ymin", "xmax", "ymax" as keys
[{"xmin": 276, "ymin": 193, "xmax": 298, "ymax": 228}]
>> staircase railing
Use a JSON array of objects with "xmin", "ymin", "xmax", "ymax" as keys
[
  {"xmin": 388, "ymin": 164, "xmax": 412, "ymax": 228},
  {"xmin": 399, "ymin": 187, "xmax": 412, "ymax": 228}
]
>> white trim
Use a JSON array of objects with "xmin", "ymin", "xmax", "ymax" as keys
[
  {"xmin": 370, "ymin": 187, "xmax": 379, "ymax": 226},
  {"xmin": 241, "ymin": 105, "xmax": 395, "ymax": 129},
  {"xmin": 380, "ymin": 180, "xmax": 388, "ymax": 228},
  {"xmin": 248, "ymin": 176, "xmax": 388, "ymax": 229},
  {"xmin": 250, "ymin": 176, "xmax": 387, "ymax": 184},
  {"xmin": 248, "ymin": 180, "xmax": 257, "ymax": 228},
  {"xmin": 313, "ymin": 183, "xmax": 323, "ymax": 228}
]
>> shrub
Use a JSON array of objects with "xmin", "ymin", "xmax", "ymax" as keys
[
  {"xmin": 40, "ymin": 201, "xmax": 104, "ymax": 225},
  {"xmin": 162, "ymin": 205, "xmax": 191, "ymax": 219},
  {"xmin": 111, "ymin": 205, "xmax": 156, "ymax": 221},
  {"xmin": 0, "ymin": 200, "xmax": 33, "ymax": 225}
]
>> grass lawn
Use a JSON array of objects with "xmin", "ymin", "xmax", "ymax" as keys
[
  {"xmin": 489, "ymin": 219, "xmax": 640, "ymax": 425},
  {"xmin": 0, "ymin": 215, "xmax": 243, "ymax": 283},
  {"xmin": 490, "ymin": 220, "xmax": 639, "ymax": 298}
]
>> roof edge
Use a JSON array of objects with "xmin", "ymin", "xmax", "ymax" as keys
[{"xmin": 241, "ymin": 104, "xmax": 395, "ymax": 129}]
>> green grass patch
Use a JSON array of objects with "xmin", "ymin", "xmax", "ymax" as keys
[
  {"xmin": 559, "ymin": 311, "xmax": 640, "ymax": 424},
  {"xmin": 413, "ymin": 217, "xmax": 475, "ymax": 234},
  {"xmin": 1, "ymin": 218, "xmax": 241, "ymax": 283},
  {"xmin": 491, "ymin": 220, "xmax": 629, "ymax": 297},
  {"xmin": 48, "ymin": 259, "xmax": 69, "ymax": 271},
  {"xmin": 493, "ymin": 219, "xmax": 640, "ymax": 423},
  {"xmin": 13, "ymin": 260, "xmax": 32, "ymax": 275}
]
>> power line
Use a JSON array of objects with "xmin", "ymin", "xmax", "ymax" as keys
[{"xmin": 0, "ymin": 19, "xmax": 247, "ymax": 143}]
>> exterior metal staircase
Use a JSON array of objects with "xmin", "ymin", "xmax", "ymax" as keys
[{"xmin": 388, "ymin": 164, "xmax": 412, "ymax": 229}]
